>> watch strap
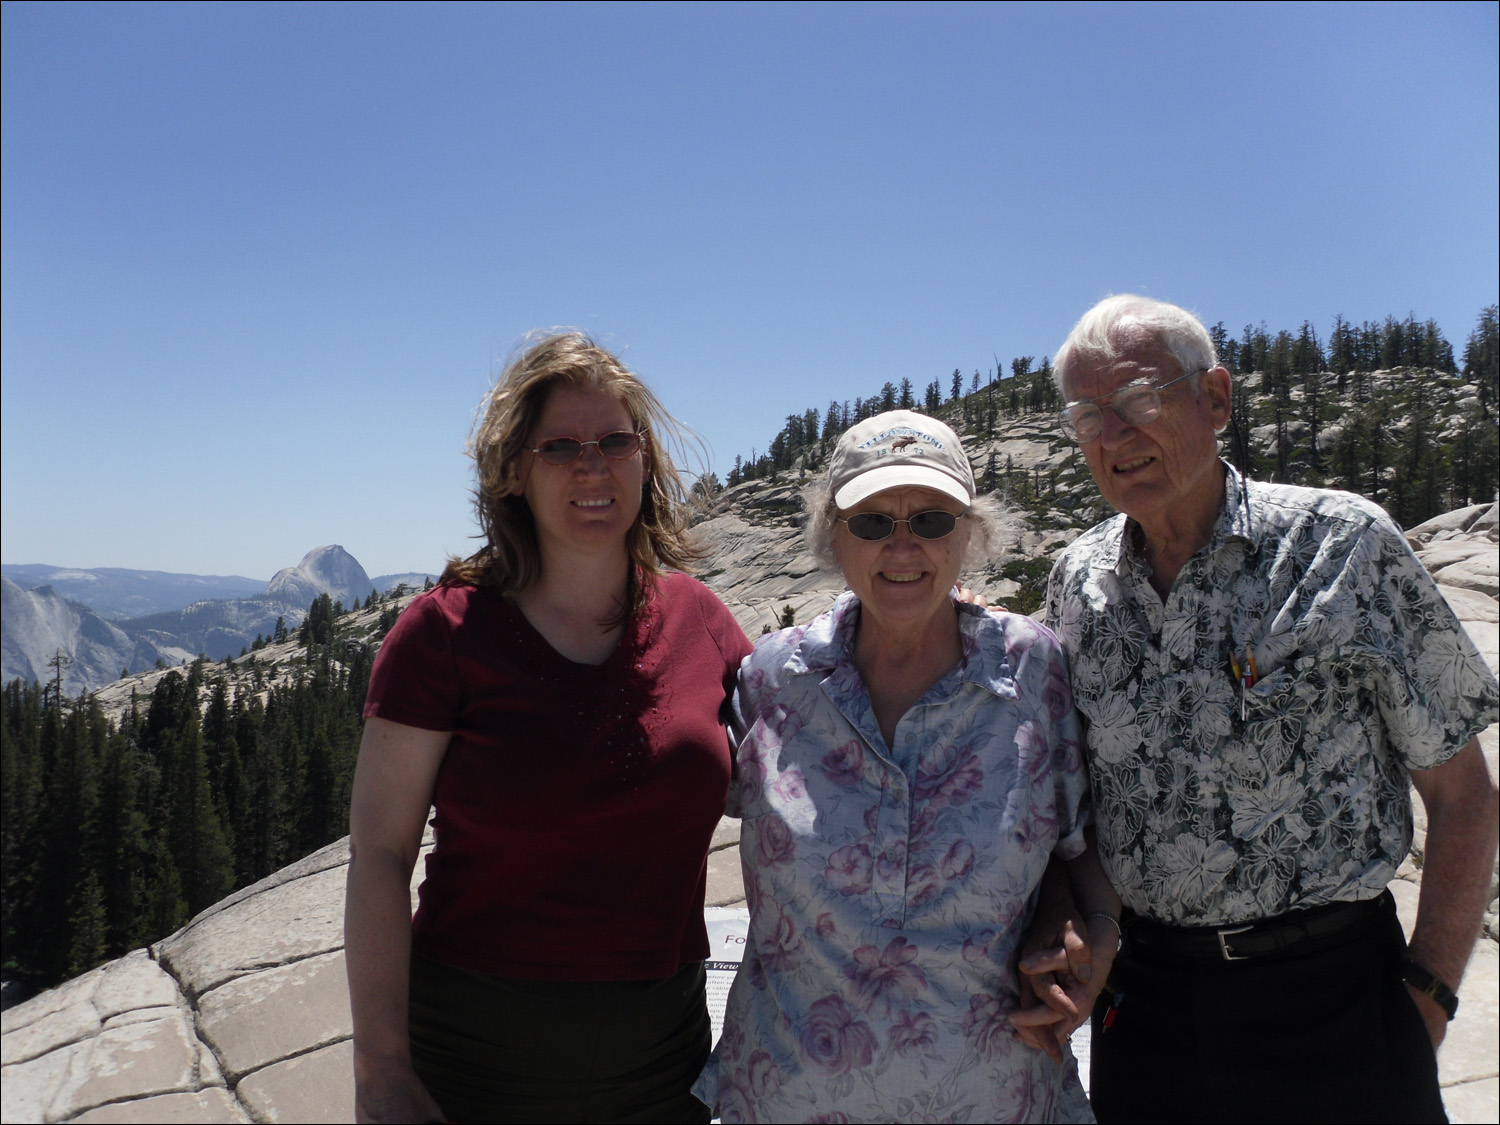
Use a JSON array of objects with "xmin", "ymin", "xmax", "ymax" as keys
[{"xmin": 1400, "ymin": 958, "xmax": 1459, "ymax": 1021}]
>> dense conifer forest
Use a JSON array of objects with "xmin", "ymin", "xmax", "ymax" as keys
[
  {"xmin": 3, "ymin": 306, "xmax": 1496, "ymax": 991},
  {"xmin": 718, "ymin": 307, "xmax": 1499, "ymax": 532},
  {"xmin": 1, "ymin": 589, "xmax": 414, "ymax": 989}
]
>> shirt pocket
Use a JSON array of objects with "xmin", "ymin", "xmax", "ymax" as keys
[{"xmin": 1237, "ymin": 661, "xmax": 1316, "ymax": 775}]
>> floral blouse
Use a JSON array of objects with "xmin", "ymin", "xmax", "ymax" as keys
[
  {"xmin": 1045, "ymin": 465, "xmax": 1499, "ymax": 927},
  {"xmin": 695, "ymin": 594, "xmax": 1093, "ymax": 1124}
]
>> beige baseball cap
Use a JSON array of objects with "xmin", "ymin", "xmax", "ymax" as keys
[{"xmin": 828, "ymin": 410, "xmax": 975, "ymax": 509}]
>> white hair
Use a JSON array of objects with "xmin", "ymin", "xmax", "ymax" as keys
[{"xmin": 1054, "ymin": 294, "xmax": 1217, "ymax": 396}]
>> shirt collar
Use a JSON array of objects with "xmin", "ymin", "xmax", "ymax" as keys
[
  {"xmin": 783, "ymin": 590, "xmax": 859, "ymax": 675},
  {"xmin": 1093, "ymin": 459, "xmax": 1254, "ymax": 574},
  {"xmin": 1218, "ymin": 461, "xmax": 1257, "ymax": 548}
]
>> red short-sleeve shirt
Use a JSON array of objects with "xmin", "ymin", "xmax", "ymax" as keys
[{"xmin": 364, "ymin": 572, "xmax": 751, "ymax": 981}]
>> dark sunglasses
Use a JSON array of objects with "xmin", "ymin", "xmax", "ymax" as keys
[
  {"xmin": 838, "ymin": 510, "xmax": 963, "ymax": 541},
  {"xmin": 529, "ymin": 431, "xmax": 644, "ymax": 466}
]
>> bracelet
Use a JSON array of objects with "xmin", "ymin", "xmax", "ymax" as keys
[
  {"xmin": 1400, "ymin": 959, "xmax": 1459, "ymax": 1020},
  {"xmin": 1084, "ymin": 911, "xmax": 1123, "ymax": 948}
]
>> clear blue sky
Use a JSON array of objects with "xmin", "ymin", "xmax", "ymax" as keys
[{"xmin": 4, "ymin": 1, "xmax": 1496, "ymax": 579}]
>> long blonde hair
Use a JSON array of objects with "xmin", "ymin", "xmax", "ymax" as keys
[{"xmin": 441, "ymin": 331, "xmax": 702, "ymax": 623}]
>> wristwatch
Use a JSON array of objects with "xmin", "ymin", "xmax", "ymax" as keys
[{"xmin": 1400, "ymin": 958, "xmax": 1459, "ymax": 1020}]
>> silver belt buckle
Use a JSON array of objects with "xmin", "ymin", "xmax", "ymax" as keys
[{"xmin": 1217, "ymin": 923, "xmax": 1255, "ymax": 961}]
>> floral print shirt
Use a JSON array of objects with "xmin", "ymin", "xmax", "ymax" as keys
[
  {"xmin": 1045, "ymin": 464, "xmax": 1500, "ymax": 927},
  {"xmin": 695, "ymin": 594, "xmax": 1093, "ymax": 1124}
]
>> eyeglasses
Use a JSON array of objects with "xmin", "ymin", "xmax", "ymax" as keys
[
  {"xmin": 528, "ymin": 431, "xmax": 644, "ymax": 466},
  {"xmin": 838, "ymin": 510, "xmax": 963, "ymax": 541},
  {"xmin": 1059, "ymin": 369, "xmax": 1204, "ymax": 444}
]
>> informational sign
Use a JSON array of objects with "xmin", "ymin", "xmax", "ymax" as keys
[{"xmin": 703, "ymin": 905, "xmax": 750, "ymax": 1047}]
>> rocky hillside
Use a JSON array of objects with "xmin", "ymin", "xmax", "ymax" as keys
[
  {"xmin": 692, "ymin": 361, "xmax": 1498, "ymax": 629},
  {"xmin": 87, "ymin": 582, "xmax": 426, "ymax": 730},
  {"xmin": 693, "ymin": 402, "xmax": 1110, "ymax": 632}
]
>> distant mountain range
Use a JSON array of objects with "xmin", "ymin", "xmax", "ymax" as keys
[
  {"xmin": 0, "ymin": 565, "xmax": 266, "ymax": 620},
  {"xmin": 1, "ymin": 547, "xmax": 436, "ymax": 694}
]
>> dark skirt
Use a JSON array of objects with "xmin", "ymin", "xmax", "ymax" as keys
[{"xmin": 409, "ymin": 955, "xmax": 712, "ymax": 1124}]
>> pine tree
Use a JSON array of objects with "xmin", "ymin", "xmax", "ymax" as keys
[
  {"xmin": 92, "ymin": 725, "xmax": 150, "ymax": 952},
  {"xmin": 142, "ymin": 840, "xmax": 187, "ymax": 939},
  {"xmin": 165, "ymin": 716, "xmax": 234, "ymax": 916},
  {"xmin": 299, "ymin": 595, "xmax": 335, "ymax": 648},
  {"xmin": 1, "ymin": 681, "xmax": 44, "ymax": 963},
  {"xmin": 66, "ymin": 871, "xmax": 108, "ymax": 976},
  {"xmin": 1462, "ymin": 305, "xmax": 1499, "ymax": 409}
]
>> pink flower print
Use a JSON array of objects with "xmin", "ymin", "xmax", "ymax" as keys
[
  {"xmin": 914, "ymin": 743, "xmax": 984, "ymax": 807},
  {"xmin": 719, "ymin": 1021, "xmax": 747, "ymax": 1064},
  {"xmin": 771, "ymin": 767, "xmax": 807, "ymax": 803},
  {"xmin": 739, "ymin": 759, "xmax": 765, "ymax": 808},
  {"xmin": 755, "ymin": 815, "xmax": 796, "ymax": 869},
  {"xmin": 939, "ymin": 838, "xmax": 974, "ymax": 880},
  {"xmin": 1057, "ymin": 736, "xmax": 1084, "ymax": 775},
  {"xmin": 821, "ymin": 739, "xmax": 865, "ymax": 787},
  {"xmin": 887, "ymin": 1010, "xmax": 939, "ymax": 1056},
  {"xmin": 863, "ymin": 804, "xmax": 881, "ymax": 834},
  {"xmin": 994, "ymin": 1072, "xmax": 1040, "ymax": 1124},
  {"xmin": 825, "ymin": 844, "xmax": 873, "ymax": 895},
  {"xmin": 719, "ymin": 1082, "xmax": 756, "ymax": 1125},
  {"xmin": 1041, "ymin": 662, "xmax": 1073, "ymax": 721},
  {"xmin": 746, "ymin": 1050, "xmax": 783, "ymax": 1101},
  {"xmin": 1012, "ymin": 790, "xmax": 1058, "ymax": 851},
  {"xmin": 798, "ymin": 995, "xmax": 877, "ymax": 1076},
  {"xmin": 745, "ymin": 953, "xmax": 767, "ymax": 991},
  {"xmin": 910, "ymin": 804, "xmax": 940, "ymax": 849},
  {"xmin": 816, "ymin": 912, "xmax": 837, "ymax": 936},
  {"xmin": 961, "ymin": 928, "xmax": 997, "ymax": 964},
  {"xmin": 1013, "ymin": 720, "xmax": 1052, "ymax": 779},
  {"xmin": 875, "ymin": 839, "xmax": 907, "ymax": 883},
  {"xmin": 844, "ymin": 936, "xmax": 928, "ymax": 1017},
  {"xmin": 757, "ymin": 900, "xmax": 806, "ymax": 973},
  {"xmin": 908, "ymin": 862, "xmax": 943, "ymax": 907},
  {"xmin": 994, "ymin": 896, "xmax": 1025, "ymax": 934},
  {"xmin": 744, "ymin": 869, "xmax": 762, "ymax": 917},
  {"xmin": 770, "ymin": 704, "xmax": 803, "ymax": 742},
  {"xmin": 743, "ymin": 666, "xmax": 767, "ymax": 698},
  {"xmin": 1003, "ymin": 615, "xmax": 1042, "ymax": 654},
  {"xmin": 963, "ymin": 991, "xmax": 1013, "ymax": 1061}
]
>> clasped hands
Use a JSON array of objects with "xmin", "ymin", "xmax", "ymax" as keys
[{"xmin": 1009, "ymin": 905, "xmax": 1120, "ymax": 1064}]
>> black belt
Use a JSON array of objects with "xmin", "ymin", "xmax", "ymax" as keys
[{"xmin": 1125, "ymin": 893, "xmax": 1389, "ymax": 963}]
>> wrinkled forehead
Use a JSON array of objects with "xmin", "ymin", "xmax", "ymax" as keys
[{"xmin": 1063, "ymin": 329, "xmax": 1181, "ymax": 401}]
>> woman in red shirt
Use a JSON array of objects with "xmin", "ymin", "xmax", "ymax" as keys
[{"xmin": 345, "ymin": 332, "xmax": 750, "ymax": 1123}]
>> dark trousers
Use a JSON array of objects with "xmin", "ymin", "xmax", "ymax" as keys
[
  {"xmin": 409, "ymin": 955, "xmax": 712, "ymax": 1124},
  {"xmin": 1089, "ymin": 892, "xmax": 1446, "ymax": 1124}
]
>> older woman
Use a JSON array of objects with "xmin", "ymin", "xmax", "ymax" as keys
[
  {"xmin": 695, "ymin": 410, "xmax": 1119, "ymax": 1124},
  {"xmin": 345, "ymin": 332, "xmax": 750, "ymax": 1123}
]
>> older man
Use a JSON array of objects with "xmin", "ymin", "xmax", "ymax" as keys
[{"xmin": 1035, "ymin": 295, "xmax": 1499, "ymax": 1122}]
